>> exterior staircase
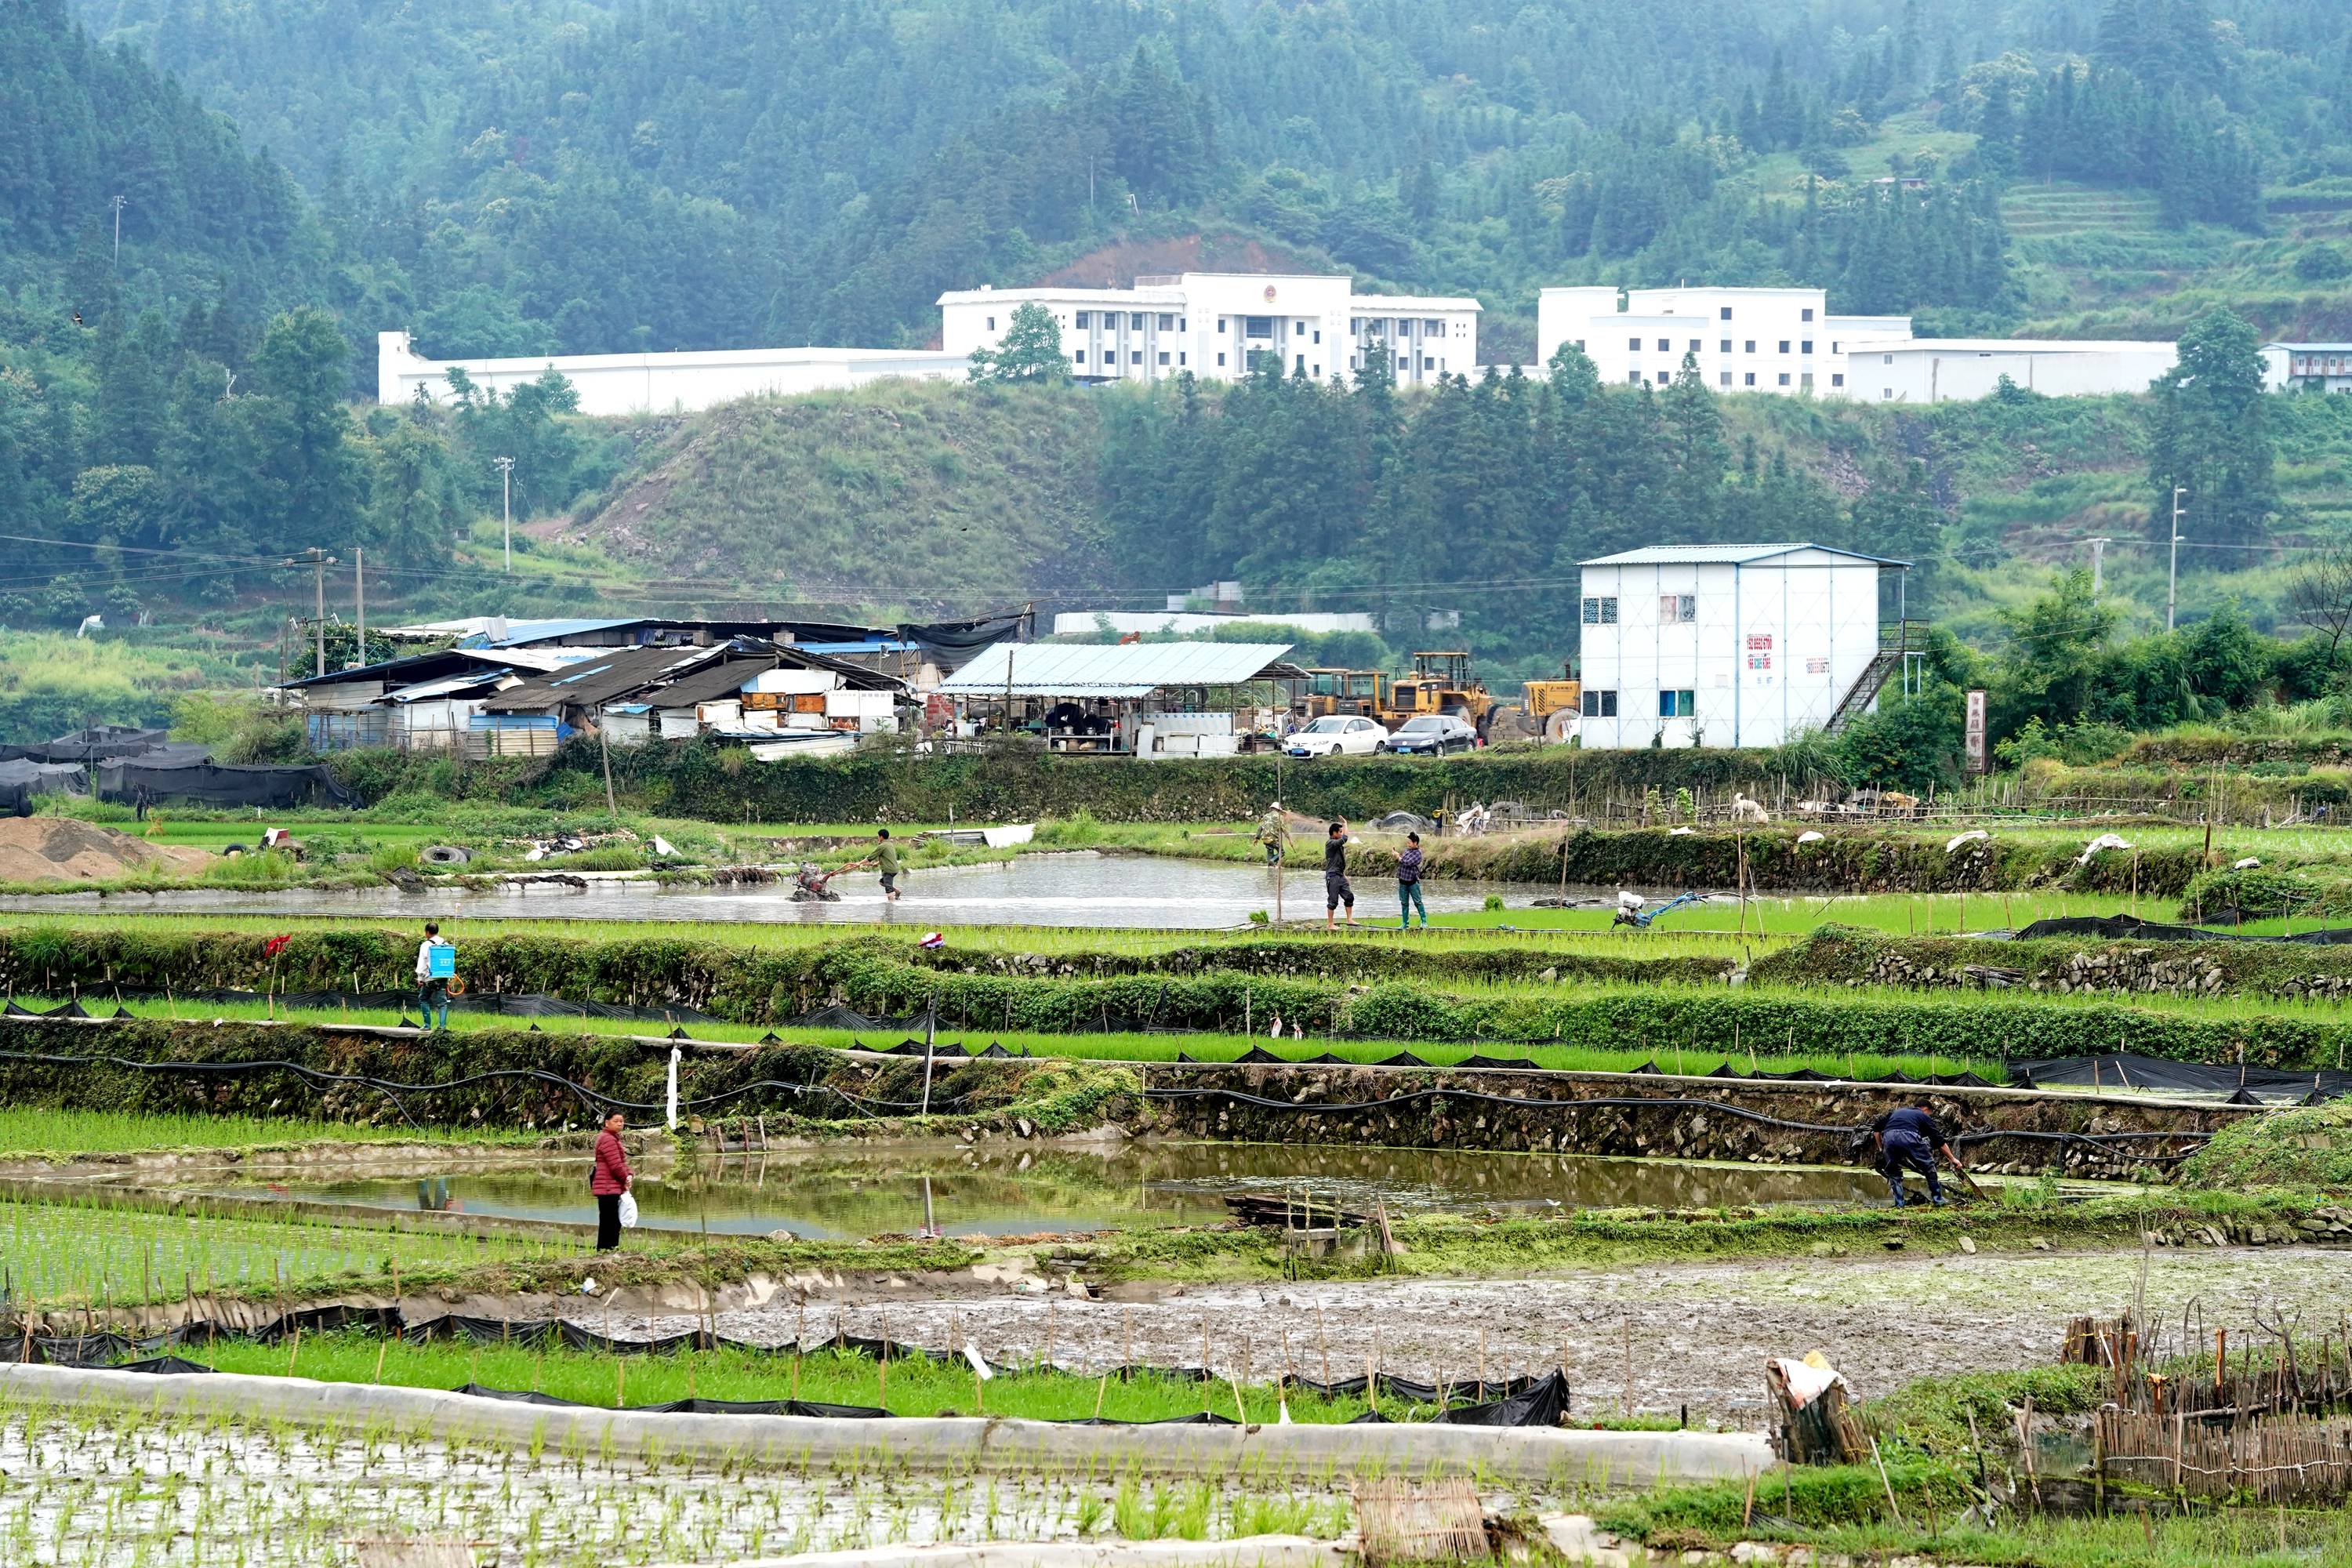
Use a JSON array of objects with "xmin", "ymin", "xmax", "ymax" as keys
[{"xmin": 1824, "ymin": 621, "xmax": 1928, "ymax": 734}]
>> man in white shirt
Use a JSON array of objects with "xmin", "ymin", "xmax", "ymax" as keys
[{"xmin": 415, "ymin": 921, "xmax": 453, "ymax": 1031}]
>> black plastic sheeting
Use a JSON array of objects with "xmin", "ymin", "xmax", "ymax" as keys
[
  {"xmin": 34, "ymin": 989, "xmax": 717, "ymax": 1025},
  {"xmin": 27, "ymin": 1311, "xmax": 1570, "ymax": 1427},
  {"xmin": 2013, "ymin": 913, "xmax": 2352, "ymax": 946},
  {"xmin": 95, "ymin": 757, "xmax": 358, "ymax": 811},
  {"xmin": 0, "ymin": 758, "xmax": 92, "ymax": 813},
  {"xmin": 0, "ymin": 725, "xmax": 172, "ymax": 764},
  {"xmin": 2013, "ymin": 1051, "xmax": 2352, "ymax": 1102},
  {"xmin": 1177, "ymin": 1046, "xmax": 1990, "ymax": 1087}
]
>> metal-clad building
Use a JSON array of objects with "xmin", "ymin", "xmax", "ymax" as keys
[{"xmin": 1574, "ymin": 544, "xmax": 1913, "ymax": 750}]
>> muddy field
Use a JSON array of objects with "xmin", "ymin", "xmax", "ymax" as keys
[{"xmin": 634, "ymin": 1246, "xmax": 2352, "ymax": 1426}]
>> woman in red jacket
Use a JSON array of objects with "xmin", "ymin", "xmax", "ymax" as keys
[{"xmin": 590, "ymin": 1111, "xmax": 632, "ymax": 1250}]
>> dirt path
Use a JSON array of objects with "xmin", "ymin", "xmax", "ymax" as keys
[{"xmin": 641, "ymin": 1246, "xmax": 2352, "ymax": 1426}]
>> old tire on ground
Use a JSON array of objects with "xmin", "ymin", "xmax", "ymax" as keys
[
  {"xmin": 419, "ymin": 844, "xmax": 472, "ymax": 867},
  {"xmin": 219, "ymin": 843, "xmax": 249, "ymax": 858}
]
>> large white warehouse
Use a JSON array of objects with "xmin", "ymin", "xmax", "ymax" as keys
[
  {"xmin": 938, "ymin": 272, "xmax": 1479, "ymax": 387},
  {"xmin": 377, "ymin": 332, "xmax": 969, "ymax": 416},
  {"xmin": 1575, "ymin": 543, "xmax": 1912, "ymax": 750}
]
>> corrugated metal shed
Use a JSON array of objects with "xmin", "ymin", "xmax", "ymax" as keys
[
  {"xmin": 1580, "ymin": 543, "xmax": 1908, "ymax": 568},
  {"xmin": 481, "ymin": 645, "xmax": 720, "ymax": 713},
  {"xmin": 939, "ymin": 641, "xmax": 1295, "ymax": 699}
]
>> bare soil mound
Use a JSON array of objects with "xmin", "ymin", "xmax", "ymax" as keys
[{"xmin": 0, "ymin": 818, "xmax": 212, "ymax": 884}]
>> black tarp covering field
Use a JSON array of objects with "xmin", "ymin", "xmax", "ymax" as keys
[
  {"xmin": 2013, "ymin": 913, "xmax": 2352, "ymax": 946},
  {"xmin": 96, "ymin": 757, "xmax": 358, "ymax": 811},
  {"xmin": 22, "ymin": 1311, "xmax": 1571, "ymax": 1428},
  {"xmin": 38, "ymin": 989, "xmax": 717, "ymax": 1024},
  {"xmin": 2013, "ymin": 1051, "xmax": 2352, "ymax": 1102}
]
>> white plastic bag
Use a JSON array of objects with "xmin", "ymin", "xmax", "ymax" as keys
[{"xmin": 617, "ymin": 1192, "xmax": 639, "ymax": 1229}]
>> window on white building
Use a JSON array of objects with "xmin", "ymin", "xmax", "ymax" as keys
[
  {"xmin": 1744, "ymin": 339, "xmax": 1755, "ymax": 354},
  {"xmin": 1581, "ymin": 689, "xmax": 1618, "ymax": 717},
  {"xmin": 1719, "ymin": 339, "xmax": 1731, "ymax": 353},
  {"xmin": 1883, "ymin": 387, "xmax": 1893, "ymax": 398},
  {"xmin": 985, "ymin": 316, "xmax": 995, "ymax": 331},
  {"xmin": 1688, "ymin": 339, "xmax": 1700, "ymax": 353},
  {"xmin": 1218, "ymin": 353, "xmax": 1227, "ymax": 366},
  {"xmin": 1656, "ymin": 338, "xmax": 1670, "ymax": 352},
  {"xmin": 1400, "ymin": 354, "xmax": 1410, "ymax": 370},
  {"xmin": 1158, "ymin": 351, "xmax": 1170, "ymax": 365},
  {"xmin": 1179, "ymin": 352, "xmax": 1187, "ymax": 366},
  {"xmin": 1158, "ymin": 314, "xmax": 1174, "ymax": 329},
  {"xmin": 1296, "ymin": 354, "xmax": 1306, "ymax": 373},
  {"xmin": 1312, "ymin": 329, "xmax": 1321, "ymax": 343},
  {"xmin": 1581, "ymin": 597, "xmax": 1618, "ymax": 625},
  {"xmin": 1883, "ymin": 354, "xmax": 1894, "ymax": 365},
  {"xmin": 1718, "ymin": 306, "xmax": 1733, "ymax": 321},
  {"xmin": 1074, "ymin": 311, "xmax": 1090, "ymax": 328},
  {"xmin": 1425, "ymin": 357, "xmax": 1436, "ymax": 371},
  {"xmin": 1801, "ymin": 307, "xmax": 1815, "ymax": 321},
  {"xmin": 1244, "ymin": 316, "xmax": 1272, "ymax": 336},
  {"xmin": 1127, "ymin": 313, "xmax": 1142, "ymax": 330},
  {"xmin": 1131, "ymin": 350, "xmax": 1142, "ymax": 365},
  {"xmin": 1425, "ymin": 319, "xmax": 1443, "ymax": 333},
  {"xmin": 1800, "ymin": 339, "xmax": 1813, "ymax": 355},
  {"xmin": 1802, "ymin": 372, "xmax": 1813, "ymax": 388},
  {"xmin": 1778, "ymin": 339, "xmax": 1791, "ymax": 354},
  {"xmin": 1831, "ymin": 340, "xmax": 1839, "ymax": 354},
  {"xmin": 1179, "ymin": 318, "xmax": 1187, "ymax": 331},
  {"xmin": 1660, "ymin": 594, "xmax": 1696, "ymax": 624},
  {"xmin": 1777, "ymin": 372, "xmax": 1790, "ymax": 387},
  {"xmin": 1831, "ymin": 372, "xmax": 1842, "ymax": 387},
  {"xmin": 1628, "ymin": 372, "xmax": 1642, "ymax": 384},
  {"xmin": 1719, "ymin": 372, "xmax": 1731, "ymax": 387},
  {"xmin": 1656, "ymin": 370, "xmax": 1670, "ymax": 383},
  {"xmin": 1628, "ymin": 337, "xmax": 1642, "ymax": 351},
  {"xmin": 1744, "ymin": 372, "xmax": 1755, "ymax": 387},
  {"xmin": 1073, "ymin": 350, "xmax": 1086, "ymax": 364},
  {"xmin": 1296, "ymin": 321, "xmax": 1306, "ymax": 333},
  {"xmin": 1659, "ymin": 689, "xmax": 1696, "ymax": 717}
]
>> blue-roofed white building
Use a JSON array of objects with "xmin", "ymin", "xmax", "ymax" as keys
[{"xmin": 1574, "ymin": 544, "xmax": 1914, "ymax": 750}]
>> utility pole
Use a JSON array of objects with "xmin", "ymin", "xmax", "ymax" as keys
[
  {"xmin": 352, "ymin": 548, "xmax": 365, "ymax": 670},
  {"xmin": 2085, "ymin": 536, "xmax": 2112, "ymax": 597},
  {"xmin": 284, "ymin": 548, "xmax": 338, "ymax": 678},
  {"xmin": 2166, "ymin": 487, "xmax": 2187, "ymax": 632},
  {"xmin": 111, "ymin": 195, "xmax": 125, "ymax": 269},
  {"xmin": 495, "ymin": 456, "xmax": 515, "ymax": 572}
]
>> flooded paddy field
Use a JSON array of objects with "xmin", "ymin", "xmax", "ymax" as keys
[
  {"xmin": 149, "ymin": 1140, "xmax": 1962, "ymax": 1240},
  {"xmin": 0, "ymin": 1401, "xmax": 1360, "ymax": 1566},
  {"xmin": 0, "ymin": 852, "xmax": 1526, "ymax": 930}
]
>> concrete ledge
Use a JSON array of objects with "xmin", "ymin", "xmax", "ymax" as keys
[
  {"xmin": 0, "ymin": 1363, "xmax": 1772, "ymax": 1487},
  {"xmin": 652, "ymin": 1540, "xmax": 1343, "ymax": 1568}
]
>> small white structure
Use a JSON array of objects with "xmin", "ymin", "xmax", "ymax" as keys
[
  {"xmin": 1574, "ymin": 543, "xmax": 1910, "ymax": 750},
  {"xmin": 377, "ymin": 332, "xmax": 969, "ymax": 416},
  {"xmin": 1538, "ymin": 285, "xmax": 2176, "ymax": 403},
  {"xmin": 938, "ymin": 273, "xmax": 1479, "ymax": 387},
  {"xmin": 1048, "ymin": 610, "xmax": 1378, "ymax": 637},
  {"xmin": 2261, "ymin": 343, "xmax": 2352, "ymax": 394}
]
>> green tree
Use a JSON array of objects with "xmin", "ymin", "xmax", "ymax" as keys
[
  {"xmin": 967, "ymin": 303, "xmax": 1069, "ymax": 384},
  {"xmin": 2146, "ymin": 309, "xmax": 2278, "ymax": 550},
  {"xmin": 1994, "ymin": 568, "xmax": 2118, "ymax": 737}
]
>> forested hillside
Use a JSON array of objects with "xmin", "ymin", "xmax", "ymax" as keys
[{"xmin": 11, "ymin": 0, "xmax": 2352, "ymax": 656}]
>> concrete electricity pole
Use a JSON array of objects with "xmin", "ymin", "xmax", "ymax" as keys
[
  {"xmin": 285, "ymin": 548, "xmax": 338, "ymax": 678},
  {"xmin": 352, "ymin": 548, "xmax": 365, "ymax": 670},
  {"xmin": 2166, "ymin": 487, "xmax": 2187, "ymax": 631},
  {"xmin": 2086, "ymin": 536, "xmax": 2113, "ymax": 597},
  {"xmin": 111, "ymin": 195, "xmax": 125, "ymax": 269},
  {"xmin": 494, "ymin": 456, "xmax": 515, "ymax": 572}
]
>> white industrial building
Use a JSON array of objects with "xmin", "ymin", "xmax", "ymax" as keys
[
  {"xmin": 1574, "ymin": 543, "xmax": 1913, "ymax": 750},
  {"xmin": 1537, "ymin": 286, "xmax": 2176, "ymax": 403},
  {"xmin": 376, "ymin": 332, "xmax": 969, "ymax": 416},
  {"xmin": 938, "ymin": 273, "xmax": 1479, "ymax": 387}
]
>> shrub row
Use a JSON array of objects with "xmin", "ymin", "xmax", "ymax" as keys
[{"xmin": 1756, "ymin": 924, "xmax": 2352, "ymax": 997}]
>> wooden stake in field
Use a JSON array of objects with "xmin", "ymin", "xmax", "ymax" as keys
[{"xmin": 1316, "ymin": 1304, "xmax": 1332, "ymax": 1389}]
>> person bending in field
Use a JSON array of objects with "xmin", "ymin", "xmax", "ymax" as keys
[
  {"xmin": 1868, "ymin": 1105, "xmax": 1960, "ymax": 1208},
  {"xmin": 1323, "ymin": 820, "xmax": 1356, "ymax": 931}
]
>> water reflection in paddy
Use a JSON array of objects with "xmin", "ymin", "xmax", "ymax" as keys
[{"xmin": 187, "ymin": 1140, "xmax": 1908, "ymax": 1240}]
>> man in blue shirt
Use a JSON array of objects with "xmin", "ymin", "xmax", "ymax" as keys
[{"xmin": 1868, "ymin": 1106, "xmax": 1958, "ymax": 1208}]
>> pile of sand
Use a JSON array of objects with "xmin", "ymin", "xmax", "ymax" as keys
[{"xmin": 0, "ymin": 818, "xmax": 215, "ymax": 884}]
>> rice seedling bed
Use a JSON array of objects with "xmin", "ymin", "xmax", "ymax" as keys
[
  {"xmin": 0, "ymin": 1196, "xmax": 624, "ymax": 1308},
  {"xmin": 0, "ymin": 1399, "xmax": 1356, "ymax": 1565},
  {"xmin": 176, "ymin": 1330, "xmax": 1487, "ymax": 1427},
  {"xmin": 0, "ymin": 1107, "xmax": 539, "ymax": 1160}
]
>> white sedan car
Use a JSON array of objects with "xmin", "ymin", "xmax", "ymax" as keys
[{"xmin": 1285, "ymin": 714, "xmax": 1391, "ymax": 758}]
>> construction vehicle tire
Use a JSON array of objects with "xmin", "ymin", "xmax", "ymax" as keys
[
  {"xmin": 1484, "ymin": 706, "xmax": 1535, "ymax": 742},
  {"xmin": 1544, "ymin": 708, "xmax": 1580, "ymax": 742}
]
